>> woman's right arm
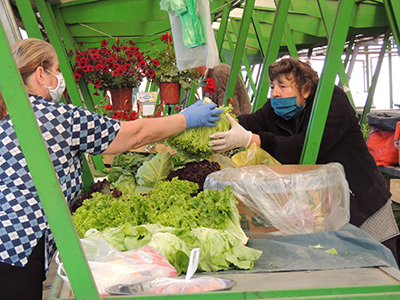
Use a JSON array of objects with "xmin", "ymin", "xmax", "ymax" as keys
[{"xmin": 102, "ymin": 100, "xmax": 223, "ymax": 155}]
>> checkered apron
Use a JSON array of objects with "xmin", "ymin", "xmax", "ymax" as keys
[{"xmin": 0, "ymin": 95, "xmax": 120, "ymax": 274}]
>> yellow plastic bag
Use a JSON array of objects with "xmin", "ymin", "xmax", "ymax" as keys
[{"xmin": 210, "ymin": 144, "xmax": 280, "ymax": 168}]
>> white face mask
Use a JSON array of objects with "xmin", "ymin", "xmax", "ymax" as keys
[{"xmin": 44, "ymin": 69, "xmax": 66, "ymax": 102}]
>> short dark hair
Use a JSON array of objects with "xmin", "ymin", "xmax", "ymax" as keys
[{"xmin": 268, "ymin": 57, "xmax": 319, "ymax": 99}]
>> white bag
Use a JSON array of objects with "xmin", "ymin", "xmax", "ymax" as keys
[
  {"xmin": 56, "ymin": 239, "xmax": 177, "ymax": 296},
  {"xmin": 161, "ymin": 0, "xmax": 220, "ymax": 70}
]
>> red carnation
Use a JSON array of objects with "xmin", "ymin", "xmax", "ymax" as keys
[
  {"xmin": 205, "ymin": 78, "xmax": 216, "ymax": 94},
  {"xmin": 94, "ymin": 80, "xmax": 102, "ymax": 88},
  {"xmin": 91, "ymin": 53, "xmax": 100, "ymax": 60},
  {"xmin": 74, "ymin": 73, "xmax": 81, "ymax": 81},
  {"xmin": 138, "ymin": 60, "xmax": 146, "ymax": 68},
  {"xmin": 160, "ymin": 32, "xmax": 172, "ymax": 43},
  {"xmin": 147, "ymin": 69, "xmax": 155, "ymax": 78},
  {"xmin": 101, "ymin": 39, "xmax": 108, "ymax": 47}
]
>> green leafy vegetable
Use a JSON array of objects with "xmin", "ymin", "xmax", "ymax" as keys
[
  {"xmin": 165, "ymin": 101, "xmax": 234, "ymax": 161},
  {"xmin": 85, "ymin": 223, "xmax": 261, "ymax": 275},
  {"xmin": 136, "ymin": 152, "xmax": 173, "ymax": 189},
  {"xmin": 72, "ymin": 192, "xmax": 143, "ymax": 237}
]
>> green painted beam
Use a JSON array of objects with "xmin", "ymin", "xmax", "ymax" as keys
[
  {"xmin": 14, "ymin": 0, "xmax": 42, "ymax": 39},
  {"xmin": 360, "ymin": 28, "xmax": 391, "ymax": 127},
  {"xmin": 317, "ymin": 0, "xmax": 355, "ymax": 110},
  {"xmin": 300, "ymin": 0, "xmax": 355, "ymax": 164},
  {"xmin": 53, "ymin": 7, "xmax": 105, "ymax": 173},
  {"xmin": 224, "ymin": 0, "xmax": 255, "ymax": 103},
  {"xmin": 34, "ymin": 0, "xmax": 85, "ymax": 108},
  {"xmin": 0, "ymin": 21, "xmax": 100, "ymax": 300},
  {"xmin": 383, "ymin": 0, "xmax": 400, "ymax": 55},
  {"xmin": 284, "ymin": 22, "xmax": 299, "ymax": 58},
  {"xmin": 215, "ymin": 0, "xmax": 231, "ymax": 59},
  {"xmin": 229, "ymin": 20, "xmax": 257, "ymax": 94},
  {"xmin": 253, "ymin": 0, "xmax": 291, "ymax": 111},
  {"xmin": 251, "ymin": 10, "xmax": 267, "ymax": 59}
]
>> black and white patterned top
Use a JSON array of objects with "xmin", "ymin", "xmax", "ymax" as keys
[{"xmin": 0, "ymin": 94, "xmax": 120, "ymax": 274}]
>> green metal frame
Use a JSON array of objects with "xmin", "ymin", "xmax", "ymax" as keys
[
  {"xmin": 252, "ymin": 0, "xmax": 291, "ymax": 111},
  {"xmin": 0, "ymin": 20, "xmax": 101, "ymax": 300},
  {"xmin": 300, "ymin": 0, "xmax": 355, "ymax": 164},
  {"xmin": 2, "ymin": 0, "xmax": 400, "ymax": 299},
  {"xmin": 360, "ymin": 28, "xmax": 392, "ymax": 127}
]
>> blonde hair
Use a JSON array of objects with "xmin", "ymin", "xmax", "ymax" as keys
[
  {"xmin": 0, "ymin": 91, "xmax": 8, "ymax": 120},
  {"xmin": 12, "ymin": 38, "xmax": 56, "ymax": 84}
]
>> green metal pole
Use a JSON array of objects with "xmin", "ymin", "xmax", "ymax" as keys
[
  {"xmin": 14, "ymin": 0, "xmax": 42, "ymax": 39},
  {"xmin": 224, "ymin": 0, "xmax": 255, "ymax": 103},
  {"xmin": 215, "ymin": 0, "xmax": 232, "ymax": 60},
  {"xmin": 317, "ymin": 0, "xmax": 355, "ymax": 110},
  {"xmin": 283, "ymin": 23, "xmax": 299, "ymax": 58},
  {"xmin": 300, "ymin": 0, "xmax": 355, "ymax": 164},
  {"xmin": 252, "ymin": 0, "xmax": 291, "ymax": 112},
  {"xmin": 230, "ymin": 20, "xmax": 257, "ymax": 94},
  {"xmin": 365, "ymin": 45, "xmax": 370, "ymax": 93},
  {"xmin": 34, "ymin": 0, "xmax": 85, "ymax": 108},
  {"xmin": 0, "ymin": 21, "xmax": 100, "ymax": 300},
  {"xmin": 383, "ymin": 0, "xmax": 400, "ymax": 55},
  {"xmin": 388, "ymin": 40, "xmax": 393, "ymax": 108},
  {"xmin": 251, "ymin": 10, "xmax": 266, "ymax": 59},
  {"xmin": 360, "ymin": 28, "xmax": 391, "ymax": 127}
]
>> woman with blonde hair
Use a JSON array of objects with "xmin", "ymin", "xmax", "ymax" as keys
[{"xmin": 0, "ymin": 37, "xmax": 222, "ymax": 299}]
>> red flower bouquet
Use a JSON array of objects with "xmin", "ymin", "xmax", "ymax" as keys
[{"xmin": 72, "ymin": 38, "xmax": 152, "ymax": 95}]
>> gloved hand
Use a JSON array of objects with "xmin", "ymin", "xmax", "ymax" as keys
[
  {"xmin": 209, "ymin": 114, "xmax": 252, "ymax": 153},
  {"xmin": 182, "ymin": 99, "xmax": 223, "ymax": 129}
]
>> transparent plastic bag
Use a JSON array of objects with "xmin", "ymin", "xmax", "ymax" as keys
[
  {"xmin": 161, "ymin": 0, "xmax": 219, "ymax": 70},
  {"xmin": 56, "ymin": 238, "xmax": 177, "ymax": 296},
  {"xmin": 204, "ymin": 163, "xmax": 350, "ymax": 236},
  {"xmin": 149, "ymin": 248, "xmax": 227, "ymax": 294},
  {"xmin": 150, "ymin": 276, "xmax": 226, "ymax": 294},
  {"xmin": 210, "ymin": 144, "xmax": 281, "ymax": 169}
]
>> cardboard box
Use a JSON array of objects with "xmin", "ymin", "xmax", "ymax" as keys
[
  {"xmin": 237, "ymin": 199, "xmax": 280, "ymax": 238},
  {"xmin": 205, "ymin": 164, "xmax": 350, "ymax": 237}
]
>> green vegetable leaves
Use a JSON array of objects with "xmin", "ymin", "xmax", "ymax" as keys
[
  {"xmin": 136, "ymin": 152, "xmax": 173, "ymax": 188},
  {"xmin": 165, "ymin": 104, "xmax": 234, "ymax": 161}
]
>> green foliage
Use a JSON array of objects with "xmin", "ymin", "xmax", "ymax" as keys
[
  {"xmin": 72, "ymin": 192, "xmax": 143, "ymax": 237},
  {"xmin": 73, "ymin": 177, "xmax": 247, "ymax": 245},
  {"xmin": 165, "ymin": 102, "xmax": 234, "ymax": 161},
  {"xmin": 362, "ymin": 123, "xmax": 371, "ymax": 141},
  {"xmin": 135, "ymin": 152, "xmax": 174, "ymax": 188},
  {"xmin": 149, "ymin": 32, "xmax": 200, "ymax": 90}
]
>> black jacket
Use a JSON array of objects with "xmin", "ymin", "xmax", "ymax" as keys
[{"xmin": 238, "ymin": 86, "xmax": 390, "ymax": 226}]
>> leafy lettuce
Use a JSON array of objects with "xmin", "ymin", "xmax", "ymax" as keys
[
  {"xmin": 135, "ymin": 152, "xmax": 173, "ymax": 190},
  {"xmin": 84, "ymin": 224, "xmax": 262, "ymax": 275},
  {"xmin": 165, "ymin": 101, "xmax": 234, "ymax": 161}
]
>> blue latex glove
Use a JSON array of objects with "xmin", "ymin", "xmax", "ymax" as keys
[{"xmin": 182, "ymin": 99, "xmax": 223, "ymax": 129}]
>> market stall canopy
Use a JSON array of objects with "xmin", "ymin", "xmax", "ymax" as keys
[{"xmin": 10, "ymin": 0, "xmax": 395, "ymax": 63}]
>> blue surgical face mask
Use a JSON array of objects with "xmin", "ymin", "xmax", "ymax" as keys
[{"xmin": 271, "ymin": 95, "xmax": 304, "ymax": 120}]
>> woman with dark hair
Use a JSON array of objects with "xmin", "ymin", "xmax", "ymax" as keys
[
  {"xmin": 0, "ymin": 37, "xmax": 222, "ymax": 300},
  {"xmin": 210, "ymin": 57, "xmax": 399, "ymax": 262}
]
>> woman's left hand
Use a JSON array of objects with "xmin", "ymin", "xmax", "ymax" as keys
[{"xmin": 209, "ymin": 114, "xmax": 252, "ymax": 153}]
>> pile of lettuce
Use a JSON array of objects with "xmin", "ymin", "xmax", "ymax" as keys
[
  {"xmin": 73, "ymin": 177, "xmax": 261, "ymax": 274},
  {"xmin": 73, "ymin": 177, "xmax": 248, "ymax": 245},
  {"xmin": 83, "ymin": 223, "xmax": 262, "ymax": 275},
  {"xmin": 164, "ymin": 99, "xmax": 234, "ymax": 163}
]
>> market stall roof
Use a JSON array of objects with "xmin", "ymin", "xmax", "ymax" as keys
[{"xmin": 10, "ymin": 0, "xmax": 394, "ymax": 64}]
